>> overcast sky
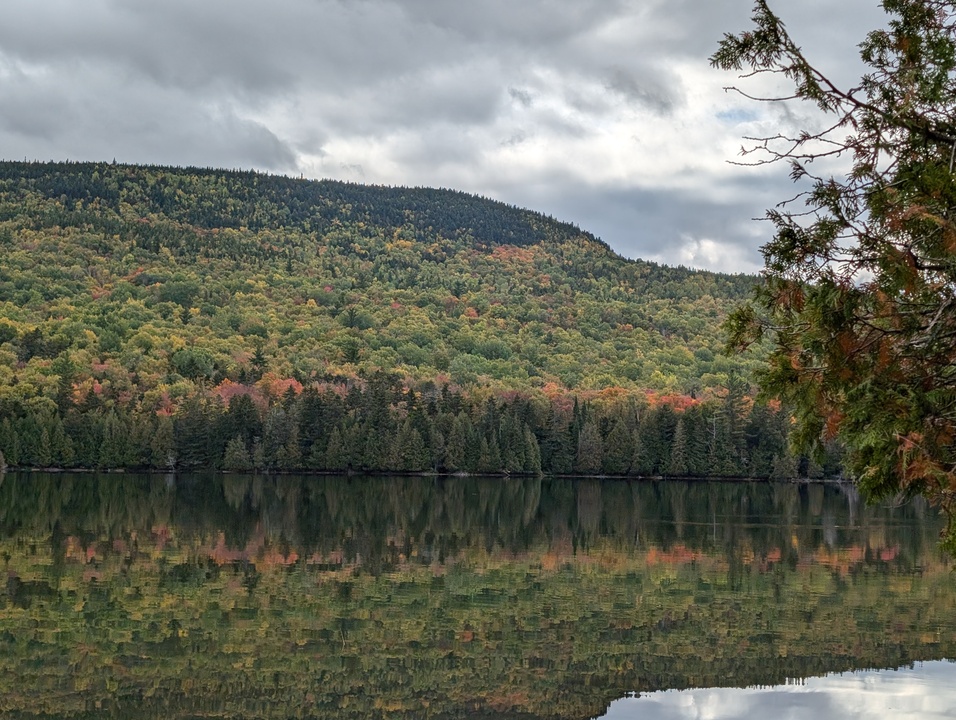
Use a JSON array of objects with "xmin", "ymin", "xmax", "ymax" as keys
[{"xmin": 0, "ymin": 0, "xmax": 887, "ymax": 273}]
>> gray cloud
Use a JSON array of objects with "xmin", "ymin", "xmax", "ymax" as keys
[
  {"xmin": 605, "ymin": 65, "xmax": 679, "ymax": 114},
  {"xmin": 0, "ymin": 0, "xmax": 885, "ymax": 272}
]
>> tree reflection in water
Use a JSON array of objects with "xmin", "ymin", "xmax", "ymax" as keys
[{"xmin": 0, "ymin": 473, "xmax": 952, "ymax": 719}]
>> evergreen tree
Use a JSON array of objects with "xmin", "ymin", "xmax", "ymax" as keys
[
  {"xmin": 681, "ymin": 406, "xmax": 709, "ymax": 476},
  {"xmin": 276, "ymin": 422, "xmax": 302, "ymax": 469},
  {"xmin": 223, "ymin": 435, "xmax": 253, "ymax": 471},
  {"xmin": 322, "ymin": 426, "xmax": 349, "ymax": 471},
  {"xmin": 17, "ymin": 412, "xmax": 44, "ymax": 467},
  {"xmin": 541, "ymin": 408, "xmax": 573, "ymax": 474},
  {"xmin": 51, "ymin": 418, "xmax": 75, "ymax": 467},
  {"xmin": 715, "ymin": 0, "xmax": 956, "ymax": 541},
  {"xmin": 444, "ymin": 414, "xmax": 468, "ymax": 472},
  {"xmin": 624, "ymin": 426, "xmax": 643, "ymax": 476},
  {"xmin": 575, "ymin": 417, "xmax": 603, "ymax": 473},
  {"xmin": 175, "ymin": 396, "xmax": 215, "ymax": 469},
  {"xmin": 0, "ymin": 418, "xmax": 19, "ymax": 467},
  {"xmin": 99, "ymin": 410, "xmax": 134, "ymax": 469},
  {"xmin": 523, "ymin": 426, "xmax": 542, "ymax": 474},
  {"xmin": 668, "ymin": 416, "xmax": 689, "ymax": 476},
  {"xmin": 602, "ymin": 418, "xmax": 632, "ymax": 474},
  {"xmin": 499, "ymin": 411, "xmax": 525, "ymax": 472},
  {"xmin": 392, "ymin": 420, "xmax": 430, "ymax": 472},
  {"xmin": 151, "ymin": 415, "xmax": 176, "ymax": 469},
  {"xmin": 771, "ymin": 452, "xmax": 799, "ymax": 481},
  {"xmin": 477, "ymin": 436, "xmax": 501, "ymax": 473}
]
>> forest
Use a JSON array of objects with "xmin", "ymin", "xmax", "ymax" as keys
[{"xmin": 0, "ymin": 161, "xmax": 816, "ymax": 476}]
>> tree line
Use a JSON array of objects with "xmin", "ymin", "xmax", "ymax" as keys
[{"xmin": 0, "ymin": 375, "xmax": 837, "ymax": 478}]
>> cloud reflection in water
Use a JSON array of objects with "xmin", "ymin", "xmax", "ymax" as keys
[{"xmin": 600, "ymin": 661, "xmax": 956, "ymax": 720}]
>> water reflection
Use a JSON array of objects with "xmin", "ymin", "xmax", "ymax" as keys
[
  {"xmin": 0, "ymin": 473, "xmax": 952, "ymax": 719},
  {"xmin": 601, "ymin": 661, "xmax": 956, "ymax": 720}
]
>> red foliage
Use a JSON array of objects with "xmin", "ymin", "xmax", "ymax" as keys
[
  {"xmin": 646, "ymin": 391, "xmax": 700, "ymax": 411},
  {"xmin": 257, "ymin": 372, "xmax": 303, "ymax": 399}
]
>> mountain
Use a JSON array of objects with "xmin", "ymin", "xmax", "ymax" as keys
[
  {"xmin": 0, "ymin": 161, "xmax": 759, "ymax": 393},
  {"xmin": 0, "ymin": 161, "xmax": 803, "ymax": 475}
]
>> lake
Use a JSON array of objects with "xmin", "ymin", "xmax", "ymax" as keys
[{"xmin": 1, "ymin": 473, "xmax": 953, "ymax": 719}]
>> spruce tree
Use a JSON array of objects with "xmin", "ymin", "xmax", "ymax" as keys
[
  {"xmin": 575, "ymin": 418, "xmax": 603, "ymax": 474},
  {"xmin": 668, "ymin": 417, "xmax": 689, "ymax": 477}
]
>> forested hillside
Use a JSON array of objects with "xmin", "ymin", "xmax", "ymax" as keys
[{"xmin": 0, "ymin": 161, "xmax": 806, "ymax": 474}]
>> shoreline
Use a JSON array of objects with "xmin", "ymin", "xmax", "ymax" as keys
[{"xmin": 0, "ymin": 465, "xmax": 849, "ymax": 485}]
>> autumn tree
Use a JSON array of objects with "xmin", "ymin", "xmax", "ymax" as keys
[{"xmin": 713, "ymin": 0, "xmax": 956, "ymax": 544}]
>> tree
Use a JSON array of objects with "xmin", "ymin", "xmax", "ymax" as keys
[
  {"xmin": 668, "ymin": 417, "xmax": 689, "ymax": 476},
  {"xmin": 151, "ymin": 415, "xmax": 176, "ymax": 469},
  {"xmin": 602, "ymin": 418, "xmax": 633, "ymax": 474},
  {"xmin": 713, "ymin": 1, "xmax": 956, "ymax": 545},
  {"xmin": 575, "ymin": 417, "xmax": 603, "ymax": 474},
  {"xmin": 223, "ymin": 435, "xmax": 253, "ymax": 471}
]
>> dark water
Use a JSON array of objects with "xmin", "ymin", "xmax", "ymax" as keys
[{"xmin": 0, "ymin": 473, "xmax": 953, "ymax": 719}]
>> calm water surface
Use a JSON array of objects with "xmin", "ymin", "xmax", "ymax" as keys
[{"xmin": 0, "ymin": 473, "xmax": 953, "ymax": 719}]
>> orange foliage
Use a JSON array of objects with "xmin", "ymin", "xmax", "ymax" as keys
[
  {"xmin": 824, "ymin": 411, "xmax": 845, "ymax": 439},
  {"xmin": 647, "ymin": 392, "xmax": 700, "ymax": 412},
  {"xmin": 256, "ymin": 372, "xmax": 303, "ymax": 398}
]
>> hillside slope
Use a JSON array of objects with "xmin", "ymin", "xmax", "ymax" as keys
[
  {"xmin": 0, "ymin": 161, "xmax": 800, "ymax": 475},
  {"xmin": 0, "ymin": 161, "xmax": 758, "ymax": 397}
]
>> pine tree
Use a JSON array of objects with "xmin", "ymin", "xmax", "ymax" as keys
[
  {"xmin": 499, "ymin": 411, "xmax": 525, "ymax": 472},
  {"xmin": 541, "ymin": 407, "xmax": 573, "ymax": 474},
  {"xmin": 393, "ymin": 421, "xmax": 430, "ymax": 472}
]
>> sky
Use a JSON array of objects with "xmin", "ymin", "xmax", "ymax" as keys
[{"xmin": 0, "ymin": 0, "xmax": 887, "ymax": 273}]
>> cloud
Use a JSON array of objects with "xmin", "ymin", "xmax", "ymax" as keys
[{"xmin": 0, "ymin": 0, "xmax": 886, "ymax": 272}]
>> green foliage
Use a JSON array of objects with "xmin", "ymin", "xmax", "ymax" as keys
[
  {"xmin": 0, "ymin": 474, "xmax": 950, "ymax": 719},
  {"xmin": 0, "ymin": 161, "xmax": 761, "ymax": 411},
  {"xmin": 0, "ymin": 161, "xmax": 803, "ymax": 476},
  {"xmin": 714, "ymin": 1, "xmax": 956, "ymax": 537}
]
